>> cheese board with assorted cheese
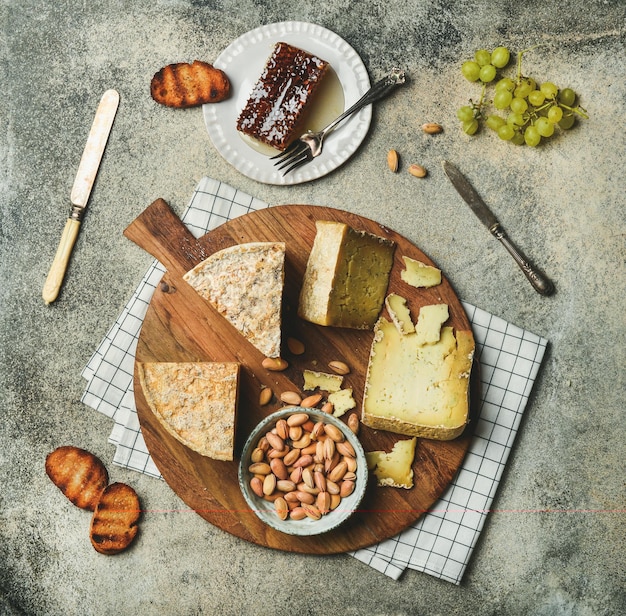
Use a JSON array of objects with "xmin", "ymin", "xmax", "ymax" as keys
[{"xmin": 125, "ymin": 198, "xmax": 477, "ymax": 554}]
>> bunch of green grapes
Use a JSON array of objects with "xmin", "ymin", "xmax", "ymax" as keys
[{"xmin": 456, "ymin": 46, "xmax": 588, "ymax": 146}]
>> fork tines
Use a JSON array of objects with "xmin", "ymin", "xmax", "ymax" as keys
[{"xmin": 270, "ymin": 140, "xmax": 311, "ymax": 174}]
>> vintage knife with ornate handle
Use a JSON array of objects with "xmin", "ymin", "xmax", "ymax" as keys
[
  {"xmin": 42, "ymin": 89, "xmax": 120, "ymax": 304},
  {"xmin": 442, "ymin": 160, "xmax": 554, "ymax": 296}
]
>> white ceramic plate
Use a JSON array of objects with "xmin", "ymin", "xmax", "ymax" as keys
[{"xmin": 203, "ymin": 21, "xmax": 371, "ymax": 185}]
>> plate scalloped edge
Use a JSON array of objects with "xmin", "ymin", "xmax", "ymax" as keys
[{"xmin": 203, "ymin": 21, "xmax": 372, "ymax": 186}]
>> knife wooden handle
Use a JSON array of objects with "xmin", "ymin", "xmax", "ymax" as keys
[
  {"xmin": 42, "ymin": 218, "xmax": 81, "ymax": 304},
  {"xmin": 491, "ymin": 224, "xmax": 555, "ymax": 296}
]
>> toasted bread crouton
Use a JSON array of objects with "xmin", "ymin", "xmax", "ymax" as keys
[
  {"xmin": 150, "ymin": 60, "xmax": 230, "ymax": 107},
  {"xmin": 89, "ymin": 482, "xmax": 141, "ymax": 555},
  {"xmin": 45, "ymin": 446, "xmax": 109, "ymax": 511}
]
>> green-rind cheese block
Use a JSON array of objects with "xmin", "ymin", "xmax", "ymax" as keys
[{"xmin": 298, "ymin": 221, "xmax": 395, "ymax": 329}]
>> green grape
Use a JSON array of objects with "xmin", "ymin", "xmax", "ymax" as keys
[
  {"xmin": 462, "ymin": 119, "xmax": 479, "ymax": 135},
  {"xmin": 457, "ymin": 105, "xmax": 475, "ymax": 122},
  {"xmin": 558, "ymin": 113, "xmax": 576, "ymax": 130},
  {"xmin": 507, "ymin": 112, "xmax": 525, "ymax": 126},
  {"xmin": 493, "ymin": 89, "xmax": 513, "ymax": 109},
  {"xmin": 514, "ymin": 78, "xmax": 535, "ymax": 99},
  {"xmin": 510, "ymin": 97, "xmax": 528, "ymax": 114},
  {"xmin": 535, "ymin": 117, "xmax": 555, "ymax": 137},
  {"xmin": 527, "ymin": 89, "xmax": 546, "ymax": 107},
  {"xmin": 461, "ymin": 61, "xmax": 481, "ymax": 82},
  {"xmin": 547, "ymin": 105, "xmax": 563, "ymax": 123},
  {"xmin": 495, "ymin": 77, "xmax": 515, "ymax": 92},
  {"xmin": 479, "ymin": 64, "xmax": 497, "ymax": 83},
  {"xmin": 486, "ymin": 115, "xmax": 506, "ymax": 131},
  {"xmin": 540, "ymin": 82, "xmax": 559, "ymax": 99},
  {"xmin": 511, "ymin": 131, "xmax": 525, "ymax": 145},
  {"xmin": 491, "ymin": 46, "xmax": 510, "ymax": 68},
  {"xmin": 524, "ymin": 126, "xmax": 541, "ymax": 146},
  {"xmin": 474, "ymin": 49, "xmax": 492, "ymax": 66},
  {"xmin": 497, "ymin": 124, "xmax": 515, "ymax": 141},
  {"xmin": 558, "ymin": 88, "xmax": 576, "ymax": 106}
]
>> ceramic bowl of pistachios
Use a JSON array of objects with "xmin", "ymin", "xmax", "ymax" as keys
[{"xmin": 238, "ymin": 406, "xmax": 368, "ymax": 536}]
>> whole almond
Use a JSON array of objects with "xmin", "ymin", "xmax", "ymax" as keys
[
  {"xmin": 280, "ymin": 391, "xmax": 302, "ymax": 405},
  {"xmin": 347, "ymin": 413, "xmax": 360, "ymax": 435},
  {"xmin": 314, "ymin": 471, "xmax": 327, "ymax": 492},
  {"xmin": 292, "ymin": 454, "xmax": 313, "ymax": 468},
  {"xmin": 330, "ymin": 493, "xmax": 342, "ymax": 510},
  {"xmin": 326, "ymin": 479, "xmax": 340, "ymax": 495},
  {"xmin": 328, "ymin": 460, "xmax": 348, "ymax": 483},
  {"xmin": 259, "ymin": 387, "xmax": 273, "ymax": 406},
  {"xmin": 321, "ymin": 401, "xmax": 333, "ymax": 414},
  {"xmin": 301, "ymin": 393, "xmax": 323, "ymax": 408},
  {"xmin": 289, "ymin": 467, "xmax": 303, "ymax": 484},
  {"xmin": 324, "ymin": 424, "xmax": 344, "ymax": 443},
  {"xmin": 295, "ymin": 491, "xmax": 316, "ymax": 505},
  {"xmin": 302, "ymin": 467, "xmax": 314, "ymax": 489},
  {"xmin": 287, "ymin": 337, "xmax": 305, "ymax": 355},
  {"xmin": 277, "ymin": 419, "xmax": 290, "ymax": 439},
  {"xmin": 422, "ymin": 122, "xmax": 443, "ymax": 134},
  {"xmin": 283, "ymin": 448, "xmax": 301, "ymax": 466},
  {"xmin": 408, "ymin": 164, "xmax": 427, "ymax": 178},
  {"xmin": 248, "ymin": 462, "xmax": 271, "ymax": 475},
  {"xmin": 316, "ymin": 491, "xmax": 332, "ymax": 515},
  {"xmin": 328, "ymin": 360, "xmax": 350, "ymax": 375},
  {"xmin": 288, "ymin": 425, "xmax": 303, "ymax": 442},
  {"xmin": 276, "ymin": 479, "xmax": 297, "ymax": 493},
  {"xmin": 262, "ymin": 357, "xmax": 288, "ymax": 371},
  {"xmin": 336, "ymin": 441, "xmax": 355, "ymax": 458},
  {"xmin": 270, "ymin": 458, "xmax": 288, "ymax": 480},
  {"xmin": 263, "ymin": 473, "xmax": 277, "ymax": 496},
  {"xmin": 274, "ymin": 497, "xmax": 289, "ymax": 520},
  {"xmin": 387, "ymin": 149, "xmax": 399, "ymax": 172},
  {"xmin": 290, "ymin": 507, "xmax": 307, "ymax": 520},
  {"xmin": 250, "ymin": 477, "xmax": 264, "ymax": 498},
  {"xmin": 287, "ymin": 412, "xmax": 309, "ymax": 427},
  {"xmin": 302, "ymin": 503, "xmax": 322, "ymax": 520},
  {"xmin": 250, "ymin": 447, "xmax": 265, "ymax": 463},
  {"xmin": 340, "ymin": 480, "xmax": 355, "ymax": 498},
  {"xmin": 265, "ymin": 432, "xmax": 284, "ymax": 452}
]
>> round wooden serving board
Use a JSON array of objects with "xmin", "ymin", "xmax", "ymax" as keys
[{"xmin": 126, "ymin": 199, "xmax": 475, "ymax": 555}]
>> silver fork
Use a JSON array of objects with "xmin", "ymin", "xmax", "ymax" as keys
[{"xmin": 271, "ymin": 68, "xmax": 406, "ymax": 175}]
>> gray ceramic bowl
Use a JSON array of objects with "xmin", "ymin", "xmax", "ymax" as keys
[{"xmin": 238, "ymin": 407, "xmax": 368, "ymax": 536}]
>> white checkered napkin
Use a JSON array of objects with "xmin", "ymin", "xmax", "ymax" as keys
[{"xmin": 81, "ymin": 178, "xmax": 548, "ymax": 583}]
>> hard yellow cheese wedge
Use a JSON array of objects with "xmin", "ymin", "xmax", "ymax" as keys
[
  {"xmin": 362, "ymin": 300, "xmax": 474, "ymax": 440},
  {"xmin": 298, "ymin": 221, "xmax": 395, "ymax": 329}
]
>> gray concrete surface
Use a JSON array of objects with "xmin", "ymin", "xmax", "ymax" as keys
[{"xmin": 1, "ymin": 1, "xmax": 624, "ymax": 614}]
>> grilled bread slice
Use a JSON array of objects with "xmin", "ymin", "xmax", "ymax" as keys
[
  {"xmin": 45, "ymin": 446, "xmax": 109, "ymax": 511},
  {"xmin": 150, "ymin": 60, "xmax": 230, "ymax": 108},
  {"xmin": 89, "ymin": 482, "xmax": 141, "ymax": 555}
]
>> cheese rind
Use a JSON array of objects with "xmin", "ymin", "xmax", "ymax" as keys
[
  {"xmin": 366, "ymin": 438, "xmax": 417, "ymax": 489},
  {"xmin": 183, "ymin": 242, "xmax": 285, "ymax": 358},
  {"xmin": 400, "ymin": 255, "xmax": 442, "ymax": 288},
  {"xmin": 385, "ymin": 293, "xmax": 415, "ymax": 335},
  {"xmin": 137, "ymin": 362, "xmax": 239, "ymax": 461},
  {"xmin": 361, "ymin": 318, "xmax": 474, "ymax": 440},
  {"xmin": 298, "ymin": 221, "xmax": 395, "ymax": 329}
]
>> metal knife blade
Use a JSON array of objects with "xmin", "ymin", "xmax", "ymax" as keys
[
  {"xmin": 43, "ymin": 89, "xmax": 119, "ymax": 305},
  {"xmin": 442, "ymin": 160, "xmax": 554, "ymax": 296}
]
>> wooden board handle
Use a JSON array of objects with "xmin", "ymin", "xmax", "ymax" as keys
[
  {"xmin": 42, "ymin": 218, "xmax": 81, "ymax": 304},
  {"xmin": 123, "ymin": 198, "xmax": 208, "ymax": 276}
]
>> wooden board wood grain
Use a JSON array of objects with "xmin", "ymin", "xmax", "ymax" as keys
[{"xmin": 126, "ymin": 199, "xmax": 476, "ymax": 554}]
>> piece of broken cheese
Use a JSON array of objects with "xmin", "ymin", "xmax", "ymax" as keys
[
  {"xmin": 414, "ymin": 303, "xmax": 449, "ymax": 345},
  {"xmin": 366, "ymin": 438, "xmax": 417, "ymax": 489},
  {"xmin": 183, "ymin": 242, "xmax": 285, "ymax": 358},
  {"xmin": 328, "ymin": 388, "xmax": 356, "ymax": 418},
  {"xmin": 400, "ymin": 255, "xmax": 442, "ymax": 288},
  {"xmin": 303, "ymin": 369, "xmax": 343, "ymax": 393},
  {"xmin": 362, "ymin": 296, "xmax": 474, "ymax": 440},
  {"xmin": 385, "ymin": 293, "xmax": 415, "ymax": 335},
  {"xmin": 137, "ymin": 362, "xmax": 239, "ymax": 461},
  {"xmin": 298, "ymin": 221, "xmax": 395, "ymax": 329}
]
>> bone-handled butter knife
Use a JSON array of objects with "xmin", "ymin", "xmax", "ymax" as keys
[
  {"xmin": 42, "ymin": 89, "xmax": 120, "ymax": 304},
  {"xmin": 442, "ymin": 160, "xmax": 554, "ymax": 296}
]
